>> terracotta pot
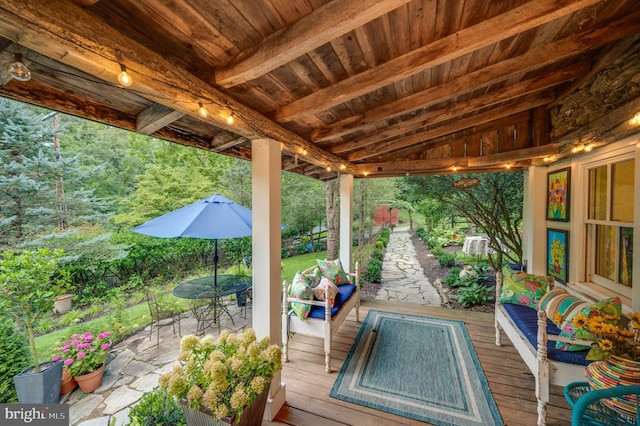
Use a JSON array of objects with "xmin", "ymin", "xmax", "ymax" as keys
[
  {"xmin": 60, "ymin": 368, "xmax": 77, "ymax": 395},
  {"xmin": 586, "ymin": 355, "xmax": 640, "ymax": 416},
  {"xmin": 54, "ymin": 294, "xmax": 72, "ymax": 315},
  {"xmin": 180, "ymin": 384, "xmax": 270, "ymax": 426},
  {"xmin": 75, "ymin": 364, "xmax": 105, "ymax": 393}
]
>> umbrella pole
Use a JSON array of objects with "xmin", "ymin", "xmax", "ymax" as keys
[{"xmin": 214, "ymin": 239, "xmax": 218, "ymax": 289}]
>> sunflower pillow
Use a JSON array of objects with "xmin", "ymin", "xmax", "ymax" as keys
[{"xmin": 554, "ymin": 297, "xmax": 622, "ymax": 351}]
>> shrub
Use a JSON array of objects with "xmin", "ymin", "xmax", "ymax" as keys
[
  {"xmin": 436, "ymin": 251, "xmax": 456, "ymax": 267},
  {"xmin": 426, "ymin": 237, "xmax": 442, "ymax": 250},
  {"xmin": 281, "ymin": 247, "xmax": 289, "ymax": 259},
  {"xmin": 415, "ymin": 227, "xmax": 429, "ymax": 241},
  {"xmin": 0, "ymin": 317, "xmax": 30, "ymax": 403},
  {"xmin": 455, "ymin": 283, "xmax": 495, "ymax": 307},
  {"xmin": 377, "ymin": 228, "xmax": 391, "ymax": 247},
  {"xmin": 371, "ymin": 249, "xmax": 385, "ymax": 261},
  {"xmin": 363, "ymin": 258, "xmax": 382, "ymax": 283},
  {"xmin": 294, "ymin": 244, "xmax": 307, "ymax": 255},
  {"xmin": 127, "ymin": 387, "xmax": 185, "ymax": 426},
  {"xmin": 375, "ymin": 240, "xmax": 384, "ymax": 250}
]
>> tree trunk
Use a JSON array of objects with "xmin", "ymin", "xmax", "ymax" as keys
[{"xmin": 325, "ymin": 179, "xmax": 339, "ymax": 260}]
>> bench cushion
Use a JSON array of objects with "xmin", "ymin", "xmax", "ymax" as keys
[
  {"xmin": 502, "ymin": 302, "xmax": 590, "ymax": 366},
  {"xmin": 308, "ymin": 284, "xmax": 357, "ymax": 320}
]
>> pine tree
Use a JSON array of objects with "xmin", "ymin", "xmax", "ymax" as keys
[{"xmin": 0, "ymin": 99, "xmax": 109, "ymax": 249}]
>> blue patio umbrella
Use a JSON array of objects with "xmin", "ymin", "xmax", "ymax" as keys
[{"xmin": 131, "ymin": 194, "xmax": 252, "ymax": 287}]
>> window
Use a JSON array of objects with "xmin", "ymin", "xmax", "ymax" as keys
[{"xmin": 586, "ymin": 159, "xmax": 634, "ymax": 296}]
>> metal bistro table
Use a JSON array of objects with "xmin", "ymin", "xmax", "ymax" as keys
[{"xmin": 172, "ymin": 274, "xmax": 252, "ymax": 335}]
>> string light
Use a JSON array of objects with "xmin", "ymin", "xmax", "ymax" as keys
[
  {"xmin": 584, "ymin": 144, "xmax": 593, "ymax": 152},
  {"xmin": 117, "ymin": 64, "xmax": 132, "ymax": 87},
  {"xmin": 198, "ymin": 102, "xmax": 208, "ymax": 118},
  {"xmin": 363, "ymin": 171, "xmax": 369, "ymax": 177},
  {"xmin": 326, "ymin": 166, "xmax": 331, "ymax": 172},
  {"xmin": 452, "ymin": 165, "xmax": 458, "ymax": 172},
  {"xmin": 227, "ymin": 112, "xmax": 234, "ymax": 125},
  {"xmin": 9, "ymin": 53, "xmax": 31, "ymax": 81},
  {"xmin": 340, "ymin": 164, "xmax": 346, "ymax": 170},
  {"xmin": 630, "ymin": 112, "xmax": 640, "ymax": 126},
  {"xmin": 505, "ymin": 163, "xmax": 512, "ymax": 169}
]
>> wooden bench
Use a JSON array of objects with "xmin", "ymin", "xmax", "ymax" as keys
[
  {"xmin": 282, "ymin": 262, "xmax": 360, "ymax": 373},
  {"xmin": 495, "ymin": 271, "xmax": 594, "ymax": 426}
]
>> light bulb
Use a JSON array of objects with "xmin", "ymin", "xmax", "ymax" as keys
[
  {"xmin": 452, "ymin": 166, "xmax": 458, "ymax": 172},
  {"xmin": 9, "ymin": 53, "xmax": 31, "ymax": 82},
  {"xmin": 199, "ymin": 103, "xmax": 208, "ymax": 118},
  {"xmin": 226, "ymin": 112, "xmax": 234, "ymax": 125},
  {"xmin": 327, "ymin": 166, "xmax": 331, "ymax": 172},
  {"xmin": 118, "ymin": 64, "xmax": 132, "ymax": 87},
  {"xmin": 506, "ymin": 163, "xmax": 512, "ymax": 169},
  {"xmin": 584, "ymin": 144, "xmax": 593, "ymax": 152}
]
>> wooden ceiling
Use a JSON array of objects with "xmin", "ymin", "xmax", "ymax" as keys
[{"xmin": 0, "ymin": 0, "xmax": 639, "ymax": 180}]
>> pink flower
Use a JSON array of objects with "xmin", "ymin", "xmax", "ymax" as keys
[
  {"xmin": 98, "ymin": 332, "xmax": 111, "ymax": 339},
  {"xmin": 52, "ymin": 356, "xmax": 62, "ymax": 362},
  {"xmin": 71, "ymin": 334, "xmax": 79, "ymax": 338},
  {"xmin": 64, "ymin": 358, "xmax": 74, "ymax": 367},
  {"xmin": 77, "ymin": 352, "xmax": 86, "ymax": 359},
  {"xmin": 101, "ymin": 343, "xmax": 110, "ymax": 350}
]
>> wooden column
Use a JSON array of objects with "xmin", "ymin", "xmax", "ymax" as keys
[
  {"xmin": 251, "ymin": 138, "xmax": 285, "ymax": 419},
  {"xmin": 339, "ymin": 174, "xmax": 354, "ymax": 272},
  {"xmin": 522, "ymin": 166, "xmax": 548, "ymax": 275}
]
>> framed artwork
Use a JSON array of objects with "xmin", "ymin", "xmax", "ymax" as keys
[
  {"xmin": 547, "ymin": 229, "xmax": 569, "ymax": 284},
  {"xmin": 547, "ymin": 168, "xmax": 571, "ymax": 221}
]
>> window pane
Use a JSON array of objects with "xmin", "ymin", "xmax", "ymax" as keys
[
  {"xmin": 619, "ymin": 227, "xmax": 633, "ymax": 287},
  {"xmin": 589, "ymin": 166, "xmax": 607, "ymax": 220},
  {"xmin": 595, "ymin": 225, "xmax": 616, "ymax": 280},
  {"xmin": 611, "ymin": 159, "xmax": 635, "ymax": 222}
]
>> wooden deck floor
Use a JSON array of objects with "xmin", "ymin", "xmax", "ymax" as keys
[{"xmin": 270, "ymin": 299, "xmax": 573, "ymax": 426}]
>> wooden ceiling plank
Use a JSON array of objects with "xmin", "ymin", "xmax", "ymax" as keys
[
  {"xmin": 271, "ymin": 0, "xmax": 606, "ymax": 121},
  {"xmin": 0, "ymin": 0, "xmax": 356, "ymax": 174},
  {"xmin": 467, "ymin": 143, "xmax": 560, "ymax": 167},
  {"xmin": 136, "ymin": 103, "xmax": 185, "ymax": 135},
  {"xmin": 215, "ymin": 0, "xmax": 412, "ymax": 87},
  {"xmin": 311, "ymin": 12, "xmax": 640, "ymax": 142},
  {"xmin": 328, "ymin": 62, "xmax": 587, "ymax": 154},
  {"xmin": 346, "ymin": 93, "xmax": 554, "ymax": 161}
]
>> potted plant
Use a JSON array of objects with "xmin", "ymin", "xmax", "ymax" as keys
[
  {"xmin": 0, "ymin": 248, "xmax": 71, "ymax": 403},
  {"xmin": 159, "ymin": 328, "xmax": 282, "ymax": 426},
  {"xmin": 51, "ymin": 330, "xmax": 112, "ymax": 393}
]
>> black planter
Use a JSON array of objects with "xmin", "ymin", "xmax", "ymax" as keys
[{"xmin": 13, "ymin": 360, "xmax": 63, "ymax": 403}]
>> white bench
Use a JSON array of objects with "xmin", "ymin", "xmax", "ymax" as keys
[
  {"xmin": 282, "ymin": 262, "xmax": 360, "ymax": 373},
  {"xmin": 494, "ymin": 271, "xmax": 593, "ymax": 426}
]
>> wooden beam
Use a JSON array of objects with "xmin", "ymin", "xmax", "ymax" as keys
[
  {"xmin": 327, "ymin": 63, "xmax": 587, "ymax": 154},
  {"xmin": 271, "ymin": 0, "xmax": 606, "ymax": 121},
  {"xmin": 311, "ymin": 11, "xmax": 640, "ymax": 142},
  {"xmin": 467, "ymin": 144, "xmax": 559, "ymax": 167},
  {"xmin": 211, "ymin": 136, "xmax": 248, "ymax": 153},
  {"xmin": 215, "ymin": 0, "xmax": 411, "ymax": 87},
  {"xmin": 346, "ymin": 93, "xmax": 554, "ymax": 161},
  {"xmin": 0, "ymin": 0, "xmax": 356, "ymax": 174},
  {"xmin": 356, "ymin": 161, "xmax": 528, "ymax": 178},
  {"xmin": 136, "ymin": 103, "xmax": 185, "ymax": 135}
]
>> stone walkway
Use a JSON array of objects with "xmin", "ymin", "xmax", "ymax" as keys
[{"xmin": 375, "ymin": 226, "xmax": 442, "ymax": 306}]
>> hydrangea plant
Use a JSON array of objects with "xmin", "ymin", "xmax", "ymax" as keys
[{"xmin": 159, "ymin": 328, "xmax": 282, "ymax": 421}]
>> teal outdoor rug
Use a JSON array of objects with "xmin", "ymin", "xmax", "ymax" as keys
[{"xmin": 330, "ymin": 310, "xmax": 503, "ymax": 426}]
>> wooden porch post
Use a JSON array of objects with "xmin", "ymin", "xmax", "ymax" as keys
[
  {"xmin": 339, "ymin": 174, "xmax": 354, "ymax": 272},
  {"xmin": 251, "ymin": 138, "xmax": 286, "ymax": 419},
  {"xmin": 522, "ymin": 166, "xmax": 548, "ymax": 275}
]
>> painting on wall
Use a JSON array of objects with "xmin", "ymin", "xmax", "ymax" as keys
[
  {"xmin": 547, "ymin": 229, "xmax": 569, "ymax": 284},
  {"xmin": 547, "ymin": 168, "xmax": 570, "ymax": 221}
]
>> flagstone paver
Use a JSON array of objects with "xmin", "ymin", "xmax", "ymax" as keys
[
  {"xmin": 375, "ymin": 226, "xmax": 442, "ymax": 306},
  {"xmin": 72, "ymin": 310, "xmax": 252, "ymax": 426}
]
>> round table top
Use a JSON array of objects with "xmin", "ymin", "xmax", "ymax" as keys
[{"xmin": 172, "ymin": 274, "xmax": 252, "ymax": 299}]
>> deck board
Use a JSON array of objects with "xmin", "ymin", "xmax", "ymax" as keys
[{"xmin": 269, "ymin": 299, "xmax": 573, "ymax": 425}]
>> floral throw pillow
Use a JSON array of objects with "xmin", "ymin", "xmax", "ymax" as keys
[
  {"xmin": 555, "ymin": 297, "xmax": 622, "ymax": 351},
  {"xmin": 499, "ymin": 268, "xmax": 550, "ymax": 309},
  {"xmin": 317, "ymin": 258, "xmax": 350, "ymax": 286},
  {"xmin": 304, "ymin": 267, "xmax": 322, "ymax": 288},
  {"xmin": 289, "ymin": 271, "xmax": 314, "ymax": 320},
  {"xmin": 313, "ymin": 277, "xmax": 338, "ymax": 307}
]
